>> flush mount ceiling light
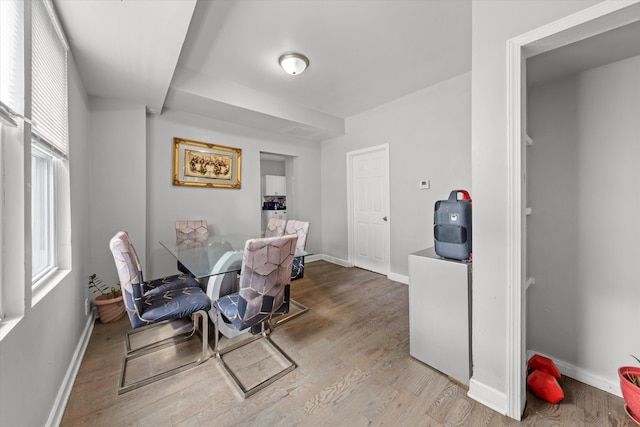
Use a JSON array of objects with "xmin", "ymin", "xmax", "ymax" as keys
[{"xmin": 278, "ymin": 52, "xmax": 309, "ymax": 75}]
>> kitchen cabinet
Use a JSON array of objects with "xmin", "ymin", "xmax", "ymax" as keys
[
  {"xmin": 263, "ymin": 175, "xmax": 286, "ymax": 196},
  {"xmin": 262, "ymin": 210, "xmax": 287, "ymax": 231}
]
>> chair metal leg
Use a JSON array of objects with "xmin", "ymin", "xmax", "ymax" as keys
[
  {"xmin": 124, "ymin": 317, "xmax": 195, "ymax": 354},
  {"xmin": 118, "ymin": 310, "xmax": 210, "ymax": 394},
  {"xmin": 270, "ymin": 298, "xmax": 309, "ymax": 327},
  {"xmin": 213, "ymin": 322, "xmax": 296, "ymax": 398}
]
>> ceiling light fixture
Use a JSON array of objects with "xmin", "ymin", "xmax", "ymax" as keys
[{"xmin": 279, "ymin": 52, "xmax": 309, "ymax": 75}]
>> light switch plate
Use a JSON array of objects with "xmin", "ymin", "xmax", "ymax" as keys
[{"xmin": 419, "ymin": 180, "xmax": 430, "ymax": 189}]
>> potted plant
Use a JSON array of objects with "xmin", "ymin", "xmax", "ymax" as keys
[
  {"xmin": 88, "ymin": 273, "xmax": 125, "ymax": 323},
  {"xmin": 619, "ymin": 355, "xmax": 640, "ymax": 423}
]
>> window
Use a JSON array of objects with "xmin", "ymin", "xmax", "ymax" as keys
[
  {"xmin": 31, "ymin": 145, "xmax": 55, "ymax": 282},
  {"xmin": 31, "ymin": 0, "xmax": 68, "ymax": 286},
  {"xmin": 0, "ymin": 0, "xmax": 24, "ymax": 318},
  {"xmin": 32, "ymin": 0, "xmax": 68, "ymax": 154},
  {"xmin": 0, "ymin": 0, "xmax": 23, "ymax": 126}
]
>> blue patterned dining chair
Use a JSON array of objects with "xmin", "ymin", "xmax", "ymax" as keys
[
  {"xmin": 211, "ymin": 234, "xmax": 298, "ymax": 398},
  {"xmin": 109, "ymin": 230, "xmax": 212, "ymax": 394},
  {"xmin": 269, "ymin": 220, "xmax": 310, "ymax": 326},
  {"xmin": 284, "ymin": 220, "xmax": 309, "ymax": 280}
]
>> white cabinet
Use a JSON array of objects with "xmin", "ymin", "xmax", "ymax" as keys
[
  {"xmin": 263, "ymin": 175, "xmax": 286, "ymax": 196},
  {"xmin": 262, "ymin": 210, "xmax": 287, "ymax": 231},
  {"xmin": 408, "ymin": 247, "xmax": 472, "ymax": 386}
]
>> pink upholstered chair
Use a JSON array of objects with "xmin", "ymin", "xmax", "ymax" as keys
[
  {"xmin": 175, "ymin": 219, "xmax": 209, "ymax": 241},
  {"xmin": 109, "ymin": 231, "xmax": 211, "ymax": 394},
  {"xmin": 212, "ymin": 234, "xmax": 298, "ymax": 398},
  {"xmin": 269, "ymin": 220, "xmax": 310, "ymax": 326},
  {"xmin": 175, "ymin": 220, "xmax": 209, "ymax": 274},
  {"xmin": 284, "ymin": 220, "xmax": 310, "ymax": 280},
  {"xmin": 264, "ymin": 217, "xmax": 286, "ymax": 237}
]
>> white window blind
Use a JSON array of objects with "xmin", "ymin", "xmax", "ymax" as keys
[
  {"xmin": 32, "ymin": 0, "xmax": 68, "ymax": 155},
  {"xmin": 0, "ymin": 0, "xmax": 23, "ymax": 127}
]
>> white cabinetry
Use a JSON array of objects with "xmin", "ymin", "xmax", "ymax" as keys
[
  {"xmin": 263, "ymin": 175, "xmax": 286, "ymax": 196},
  {"xmin": 262, "ymin": 210, "xmax": 287, "ymax": 231},
  {"xmin": 408, "ymin": 247, "xmax": 472, "ymax": 386}
]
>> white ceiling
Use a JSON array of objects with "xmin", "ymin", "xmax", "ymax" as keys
[
  {"xmin": 527, "ymin": 20, "xmax": 640, "ymax": 87},
  {"xmin": 54, "ymin": 0, "xmax": 197, "ymax": 114},
  {"xmin": 54, "ymin": 0, "xmax": 472, "ymax": 141}
]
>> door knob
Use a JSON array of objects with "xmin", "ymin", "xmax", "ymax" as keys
[{"xmin": 383, "ymin": 216, "xmax": 388, "ymax": 221}]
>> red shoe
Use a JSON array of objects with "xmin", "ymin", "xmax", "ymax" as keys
[
  {"xmin": 528, "ymin": 354, "xmax": 561, "ymax": 379},
  {"xmin": 527, "ymin": 370, "xmax": 564, "ymax": 404}
]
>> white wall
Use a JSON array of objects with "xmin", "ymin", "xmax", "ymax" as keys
[
  {"xmin": 0, "ymin": 58, "xmax": 93, "ymax": 427},
  {"xmin": 146, "ymin": 109, "xmax": 322, "ymax": 279},
  {"xmin": 321, "ymin": 72, "xmax": 471, "ymax": 277},
  {"xmin": 89, "ymin": 99, "xmax": 146, "ymax": 286},
  {"xmin": 527, "ymin": 55, "xmax": 640, "ymax": 394},
  {"xmin": 260, "ymin": 159, "xmax": 286, "ymax": 176},
  {"xmin": 470, "ymin": 0, "xmax": 602, "ymax": 415}
]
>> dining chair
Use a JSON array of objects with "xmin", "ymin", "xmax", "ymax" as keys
[
  {"xmin": 264, "ymin": 217, "xmax": 286, "ymax": 237},
  {"xmin": 211, "ymin": 234, "xmax": 298, "ymax": 398},
  {"xmin": 175, "ymin": 220, "xmax": 209, "ymax": 275},
  {"xmin": 123, "ymin": 230, "xmax": 197, "ymax": 296},
  {"xmin": 284, "ymin": 220, "xmax": 309, "ymax": 280},
  {"xmin": 175, "ymin": 219, "xmax": 209, "ymax": 240},
  {"xmin": 270, "ymin": 220, "xmax": 310, "ymax": 326},
  {"xmin": 109, "ymin": 230, "xmax": 212, "ymax": 394}
]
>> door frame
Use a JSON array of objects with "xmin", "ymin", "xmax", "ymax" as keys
[
  {"xmin": 505, "ymin": 1, "xmax": 640, "ymax": 419},
  {"xmin": 346, "ymin": 144, "xmax": 390, "ymax": 275}
]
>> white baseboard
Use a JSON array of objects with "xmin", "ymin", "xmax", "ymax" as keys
[
  {"xmin": 526, "ymin": 350, "xmax": 621, "ymax": 397},
  {"xmin": 467, "ymin": 378, "xmax": 508, "ymax": 416},
  {"xmin": 311, "ymin": 254, "xmax": 408, "ymax": 284},
  {"xmin": 305, "ymin": 254, "xmax": 323, "ymax": 263},
  {"xmin": 388, "ymin": 272, "xmax": 408, "ymax": 285},
  {"xmin": 47, "ymin": 313, "xmax": 96, "ymax": 427},
  {"xmin": 320, "ymin": 254, "xmax": 351, "ymax": 267}
]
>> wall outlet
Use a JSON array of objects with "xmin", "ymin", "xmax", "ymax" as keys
[
  {"xmin": 84, "ymin": 298, "xmax": 90, "ymax": 316},
  {"xmin": 419, "ymin": 179, "xmax": 430, "ymax": 189}
]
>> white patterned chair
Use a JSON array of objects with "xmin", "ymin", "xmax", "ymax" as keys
[
  {"xmin": 175, "ymin": 220, "xmax": 209, "ymax": 274},
  {"xmin": 109, "ymin": 231, "xmax": 211, "ymax": 394},
  {"xmin": 212, "ymin": 234, "xmax": 298, "ymax": 398},
  {"xmin": 284, "ymin": 220, "xmax": 309, "ymax": 280},
  {"xmin": 264, "ymin": 217, "xmax": 286, "ymax": 237}
]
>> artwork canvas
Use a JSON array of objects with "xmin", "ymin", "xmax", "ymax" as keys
[
  {"xmin": 184, "ymin": 149, "xmax": 233, "ymax": 180},
  {"xmin": 173, "ymin": 138, "xmax": 241, "ymax": 189}
]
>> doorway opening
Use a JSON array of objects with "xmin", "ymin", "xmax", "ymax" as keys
[
  {"xmin": 259, "ymin": 152, "xmax": 295, "ymax": 233},
  {"xmin": 506, "ymin": 2, "xmax": 640, "ymax": 419}
]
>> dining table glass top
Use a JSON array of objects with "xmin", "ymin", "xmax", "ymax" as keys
[{"xmin": 159, "ymin": 234, "xmax": 310, "ymax": 280}]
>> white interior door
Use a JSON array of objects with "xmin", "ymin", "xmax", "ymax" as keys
[{"xmin": 347, "ymin": 145, "xmax": 389, "ymax": 275}]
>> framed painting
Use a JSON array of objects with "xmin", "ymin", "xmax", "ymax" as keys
[{"xmin": 173, "ymin": 137, "xmax": 242, "ymax": 189}]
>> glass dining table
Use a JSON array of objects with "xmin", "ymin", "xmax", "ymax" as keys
[
  {"xmin": 160, "ymin": 234, "xmax": 250, "ymax": 281},
  {"xmin": 160, "ymin": 234, "xmax": 311, "ymax": 335}
]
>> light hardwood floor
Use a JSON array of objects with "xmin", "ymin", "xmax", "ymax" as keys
[{"xmin": 61, "ymin": 261, "xmax": 633, "ymax": 426}]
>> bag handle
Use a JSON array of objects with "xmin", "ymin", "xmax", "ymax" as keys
[{"xmin": 448, "ymin": 190, "xmax": 471, "ymax": 202}]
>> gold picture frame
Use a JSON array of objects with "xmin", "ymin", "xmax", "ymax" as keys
[{"xmin": 173, "ymin": 137, "xmax": 242, "ymax": 189}]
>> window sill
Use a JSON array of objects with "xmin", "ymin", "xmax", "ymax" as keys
[
  {"xmin": 32, "ymin": 268, "xmax": 71, "ymax": 307},
  {"xmin": 0, "ymin": 315, "xmax": 23, "ymax": 342}
]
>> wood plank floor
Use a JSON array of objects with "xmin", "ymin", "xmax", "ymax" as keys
[{"xmin": 61, "ymin": 261, "xmax": 633, "ymax": 426}]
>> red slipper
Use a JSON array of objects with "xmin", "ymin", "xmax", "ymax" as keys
[
  {"xmin": 528, "ymin": 354, "xmax": 561, "ymax": 379},
  {"xmin": 527, "ymin": 370, "xmax": 564, "ymax": 404}
]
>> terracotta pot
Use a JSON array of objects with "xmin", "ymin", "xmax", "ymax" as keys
[
  {"xmin": 93, "ymin": 293, "xmax": 126, "ymax": 323},
  {"xmin": 619, "ymin": 366, "xmax": 640, "ymax": 422}
]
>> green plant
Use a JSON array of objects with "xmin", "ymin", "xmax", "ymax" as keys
[
  {"xmin": 625, "ymin": 355, "xmax": 640, "ymax": 387},
  {"xmin": 88, "ymin": 273, "xmax": 120, "ymax": 299}
]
